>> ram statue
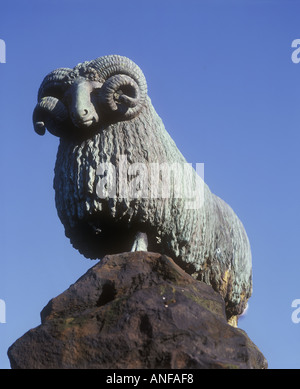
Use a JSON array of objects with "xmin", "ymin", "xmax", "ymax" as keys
[{"xmin": 33, "ymin": 55, "xmax": 252, "ymax": 325}]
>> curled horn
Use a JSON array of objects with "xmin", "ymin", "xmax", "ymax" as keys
[
  {"xmin": 37, "ymin": 68, "xmax": 72, "ymax": 101},
  {"xmin": 89, "ymin": 55, "xmax": 147, "ymax": 119},
  {"xmin": 33, "ymin": 96, "xmax": 69, "ymax": 136},
  {"xmin": 33, "ymin": 68, "xmax": 71, "ymax": 136}
]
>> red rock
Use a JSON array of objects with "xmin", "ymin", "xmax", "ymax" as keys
[{"xmin": 7, "ymin": 252, "xmax": 267, "ymax": 369}]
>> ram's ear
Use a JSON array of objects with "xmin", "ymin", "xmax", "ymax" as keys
[{"xmin": 33, "ymin": 97, "xmax": 69, "ymax": 137}]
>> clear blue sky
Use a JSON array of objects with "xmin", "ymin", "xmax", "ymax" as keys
[{"xmin": 1, "ymin": 0, "xmax": 300, "ymax": 369}]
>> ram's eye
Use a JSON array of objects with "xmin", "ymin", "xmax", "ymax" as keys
[
  {"xmin": 63, "ymin": 92, "xmax": 72, "ymax": 105},
  {"xmin": 91, "ymin": 88, "xmax": 102, "ymax": 97}
]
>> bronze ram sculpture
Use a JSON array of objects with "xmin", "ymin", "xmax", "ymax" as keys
[{"xmin": 33, "ymin": 55, "xmax": 252, "ymax": 324}]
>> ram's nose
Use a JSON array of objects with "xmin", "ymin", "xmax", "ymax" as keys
[
  {"xmin": 71, "ymin": 106, "xmax": 90, "ymax": 122},
  {"xmin": 70, "ymin": 81, "xmax": 99, "ymax": 127}
]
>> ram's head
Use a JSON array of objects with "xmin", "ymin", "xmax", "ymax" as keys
[{"xmin": 33, "ymin": 55, "xmax": 148, "ymax": 138}]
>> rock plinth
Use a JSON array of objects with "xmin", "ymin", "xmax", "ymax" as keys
[{"xmin": 8, "ymin": 252, "xmax": 267, "ymax": 369}]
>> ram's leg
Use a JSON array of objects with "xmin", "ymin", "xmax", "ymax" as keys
[{"xmin": 131, "ymin": 232, "xmax": 148, "ymax": 252}]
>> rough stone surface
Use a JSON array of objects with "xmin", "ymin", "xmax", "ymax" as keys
[{"xmin": 8, "ymin": 252, "xmax": 267, "ymax": 369}]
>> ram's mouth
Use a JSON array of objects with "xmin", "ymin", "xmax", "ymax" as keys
[
  {"xmin": 77, "ymin": 117, "xmax": 97, "ymax": 128},
  {"xmin": 71, "ymin": 113, "xmax": 99, "ymax": 129},
  {"xmin": 82, "ymin": 119, "xmax": 95, "ymax": 127}
]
